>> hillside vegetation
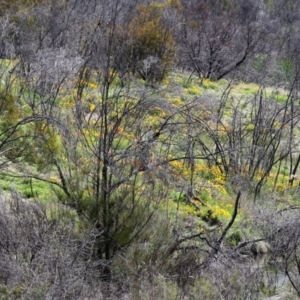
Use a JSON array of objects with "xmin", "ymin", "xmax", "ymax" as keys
[{"xmin": 0, "ymin": 1, "xmax": 300, "ymax": 299}]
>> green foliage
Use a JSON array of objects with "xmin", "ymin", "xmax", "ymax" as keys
[
  {"xmin": 22, "ymin": 122, "xmax": 61, "ymax": 170},
  {"xmin": 113, "ymin": 212, "xmax": 175, "ymax": 276},
  {"xmin": 189, "ymin": 276, "xmax": 219, "ymax": 299},
  {"xmin": 232, "ymin": 82, "xmax": 259, "ymax": 96},
  {"xmin": 260, "ymin": 281, "xmax": 277, "ymax": 297},
  {"xmin": 267, "ymin": 89, "xmax": 289, "ymax": 103},
  {"xmin": 23, "ymin": 283, "xmax": 49, "ymax": 300},
  {"xmin": 277, "ymin": 58, "xmax": 296, "ymax": 81},
  {"xmin": 0, "ymin": 88, "xmax": 35, "ymax": 162},
  {"xmin": 227, "ymin": 231, "xmax": 242, "ymax": 246},
  {"xmin": 0, "ymin": 174, "xmax": 52, "ymax": 199},
  {"xmin": 201, "ymin": 78, "xmax": 220, "ymax": 90},
  {"xmin": 252, "ymin": 54, "xmax": 269, "ymax": 73},
  {"xmin": 0, "ymin": 88, "xmax": 21, "ymax": 129},
  {"xmin": 52, "ymin": 169, "xmax": 161, "ymax": 261},
  {"xmin": 0, "ymin": 284, "xmax": 24, "ymax": 300},
  {"xmin": 187, "ymin": 86, "xmax": 201, "ymax": 95}
]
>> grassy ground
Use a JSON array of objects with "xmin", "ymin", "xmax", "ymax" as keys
[{"xmin": 0, "ymin": 67, "xmax": 295, "ymax": 226}]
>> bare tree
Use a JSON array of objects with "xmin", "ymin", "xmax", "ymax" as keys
[
  {"xmin": 175, "ymin": 0, "xmax": 266, "ymax": 80},
  {"xmin": 176, "ymin": 81, "xmax": 300, "ymax": 199}
]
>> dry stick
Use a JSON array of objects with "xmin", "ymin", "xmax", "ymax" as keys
[
  {"xmin": 234, "ymin": 237, "xmax": 270, "ymax": 252},
  {"xmin": 166, "ymin": 224, "xmax": 223, "ymax": 258},
  {"xmin": 167, "ymin": 232, "xmax": 209, "ymax": 256},
  {"xmin": 202, "ymin": 191, "xmax": 241, "ymax": 267},
  {"xmin": 289, "ymin": 154, "xmax": 300, "ymax": 186},
  {"xmin": 216, "ymin": 191, "xmax": 241, "ymax": 252},
  {"xmin": 277, "ymin": 205, "xmax": 300, "ymax": 214},
  {"xmin": 285, "ymin": 253, "xmax": 300, "ymax": 296}
]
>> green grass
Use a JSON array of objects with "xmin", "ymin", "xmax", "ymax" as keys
[
  {"xmin": 201, "ymin": 78, "xmax": 220, "ymax": 90},
  {"xmin": 0, "ymin": 174, "xmax": 53, "ymax": 200},
  {"xmin": 232, "ymin": 82, "xmax": 259, "ymax": 96},
  {"xmin": 187, "ymin": 86, "xmax": 201, "ymax": 95}
]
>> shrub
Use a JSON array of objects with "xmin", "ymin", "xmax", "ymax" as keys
[{"xmin": 121, "ymin": 3, "xmax": 176, "ymax": 83}]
